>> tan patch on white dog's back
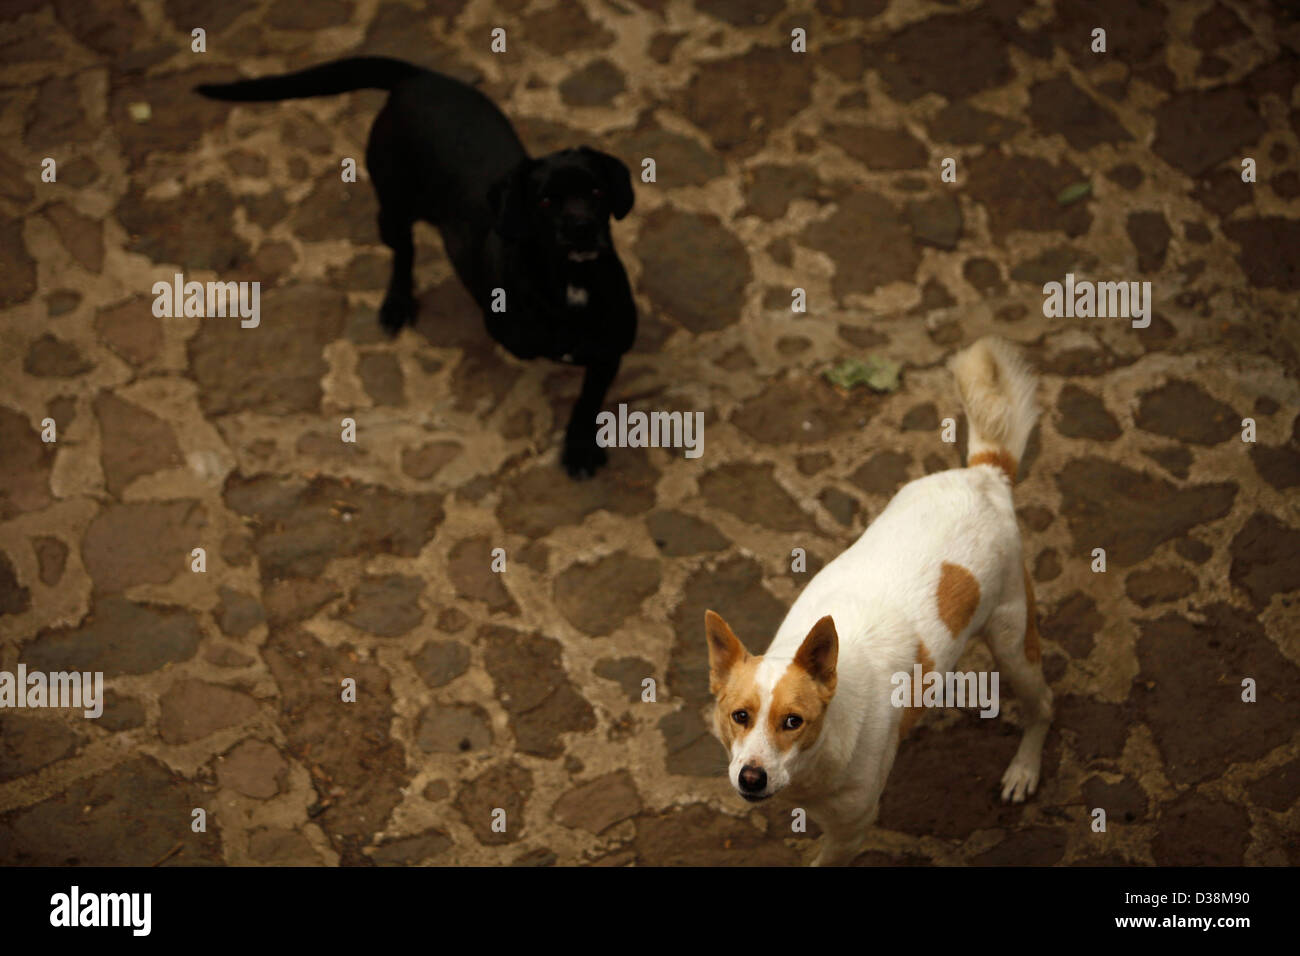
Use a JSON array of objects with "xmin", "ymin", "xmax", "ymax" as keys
[
  {"xmin": 715, "ymin": 655, "xmax": 764, "ymax": 748},
  {"xmin": 937, "ymin": 562, "xmax": 980, "ymax": 637},
  {"xmin": 768, "ymin": 663, "xmax": 831, "ymax": 753},
  {"xmin": 1022, "ymin": 563, "xmax": 1042, "ymax": 663},
  {"xmin": 899, "ymin": 641, "xmax": 935, "ymax": 740}
]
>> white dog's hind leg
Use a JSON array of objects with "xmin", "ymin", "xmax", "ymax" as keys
[{"xmin": 983, "ymin": 567, "xmax": 1053, "ymax": 803}]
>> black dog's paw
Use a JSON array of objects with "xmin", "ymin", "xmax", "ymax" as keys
[
  {"xmin": 378, "ymin": 294, "xmax": 417, "ymax": 336},
  {"xmin": 562, "ymin": 439, "xmax": 608, "ymax": 479}
]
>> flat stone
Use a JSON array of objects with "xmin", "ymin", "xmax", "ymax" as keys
[
  {"xmin": 118, "ymin": 180, "xmax": 248, "ymax": 270},
  {"xmin": 1150, "ymin": 791, "xmax": 1249, "ymax": 865},
  {"xmin": 906, "ymin": 195, "xmax": 962, "ymax": 250},
  {"xmin": 495, "ymin": 454, "xmax": 658, "ymax": 538},
  {"xmin": 82, "ymin": 500, "xmax": 205, "ymax": 593},
  {"xmin": 1152, "ymin": 87, "xmax": 1266, "ymax": 177},
  {"xmin": 646, "ymin": 510, "xmax": 728, "ymax": 556},
  {"xmin": 559, "ymin": 59, "xmax": 625, "ymax": 107},
  {"xmin": 818, "ymin": 487, "xmax": 858, "ymax": 526},
  {"xmin": 1229, "ymin": 512, "xmax": 1300, "ymax": 608},
  {"xmin": 98, "ymin": 691, "xmax": 146, "ymax": 732},
  {"xmin": 0, "ymin": 551, "xmax": 30, "ymax": 615},
  {"xmin": 369, "ymin": 829, "xmax": 454, "ymax": 865},
  {"xmin": 1124, "ymin": 566, "xmax": 1197, "ymax": 607},
  {"xmin": 869, "ymin": 12, "xmax": 1012, "ymax": 102},
  {"xmin": 411, "ymin": 640, "xmax": 471, "ymax": 688},
  {"xmin": 1135, "ymin": 603, "xmax": 1300, "ymax": 786},
  {"xmin": 1028, "ymin": 76, "xmax": 1131, "ymax": 150},
  {"xmin": 0, "ymin": 715, "xmax": 79, "ymax": 782},
  {"xmin": 447, "ymin": 536, "xmax": 516, "ymax": 614},
  {"xmin": 95, "ymin": 296, "xmax": 164, "ymax": 366},
  {"xmin": 0, "ymin": 217, "xmax": 35, "ymax": 309},
  {"xmin": 23, "ymin": 596, "xmax": 201, "ymax": 677},
  {"xmin": 1056, "ymin": 457, "xmax": 1236, "ymax": 567},
  {"xmin": 262, "ymin": 626, "xmax": 409, "ymax": 858},
  {"xmin": 554, "ymin": 553, "xmax": 661, "ymax": 636},
  {"xmin": 610, "ymin": 126, "xmax": 725, "ymax": 187},
  {"xmin": 970, "ymin": 827, "xmax": 1068, "ymax": 866},
  {"xmin": 1221, "ymin": 217, "xmax": 1300, "ymax": 291},
  {"xmin": 594, "ymin": 656, "xmax": 654, "ymax": 700},
  {"xmin": 741, "ymin": 164, "xmax": 820, "ymax": 220},
  {"xmin": 1135, "ymin": 380, "xmax": 1238, "ymax": 444},
  {"xmin": 827, "ymin": 124, "xmax": 928, "ymax": 170},
  {"xmin": 801, "ymin": 191, "xmax": 919, "ymax": 298},
  {"xmin": 553, "ymin": 769, "xmax": 643, "ymax": 834},
  {"xmin": 416, "ymin": 702, "xmax": 493, "ymax": 753},
  {"xmin": 94, "ymin": 392, "xmax": 184, "ymax": 496},
  {"xmin": 247, "ymin": 827, "xmax": 322, "ymax": 865},
  {"xmin": 732, "ymin": 376, "xmax": 877, "ymax": 445},
  {"xmin": 453, "ymin": 761, "xmax": 533, "ymax": 845},
  {"xmin": 33, "ymin": 535, "xmax": 68, "ymax": 586},
  {"xmin": 849, "ymin": 450, "xmax": 912, "ymax": 496},
  {"xmin": 481, "ymin": 625, "xmax": 596, "ymax": 758},
  {"xmin": 0, "ymin": 756, "xmax": 223, "ymax": 865},
  {"xmin": 925, "ymin": 102, "xmax": 1023, "ymax": 146},
  {"xmin": 636, "ymin": 209, "xmax": 751, "ymax": 332},
  {"xmin": 189, "ymin": 284, "xmax": 347, "ymax": 416},
  {"xmin": 400, "ymin": 440, "xmax": 461, "ymax": 480},
  {"xmin": 216, "ymin": 738, "xmax": 288, "ymax": 799},
  {"xmin": 224, "ymin": 474, "xmax": 442, "ymax": 579},
  {"xmin": 23, "ymin": 335, "xmax": 92, "ymax": 378},
  {"xmin": 658, "ymin": 707, "xmax": 727, "ymax": 777},
  {"xmin": 1143, "ymin": 445, "xmax": 1193, "ymax": 479},
  {"xmin": 1127, "ymin": 211, "xmax": 1173, "ymax": 273},
  {"xmin": 43, "ymin": 203, "xmax": 103, "ymax": 273},
  {"xmin": 357, "ymin": 352, "xmax": 404, "ymax": 407},
  {"xmin": 699, "ymin": 463, "xmax": 815, "ymax": 533},
  {"xmin": 967, "ymin": 153, "xmax": 1092, "ymax": 242},
  {"xmin": 1041, "ymin": 592, "xmax": 1104, "ymax": 659},
  {"xmin": 342, "ymin": 574, "xmax": 425, "ymax": 637},
  {"xmin": 216, "ymin": 587, "xmax": 264, "ymax": 637},
  {"xmin": 631, "ymin": 803, "xmax": 800, "ymax": 866},
  {"xmin": 159, "ymin": 679, "xmax": 259, "ymax": 744},
  {"xmin": 1055, "ymin": 384, "xmax": 1120, "ymax": 441},
  {"xmin": 676, "ymin": 46, "xmax": 811, "ymax": 156}
]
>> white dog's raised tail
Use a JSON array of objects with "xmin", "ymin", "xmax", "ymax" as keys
[{"xmin": 948, "ymin": 336, "xmax": 1039, "ymax": 482}]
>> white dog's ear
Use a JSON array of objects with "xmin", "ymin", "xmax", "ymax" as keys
[
  {"xmin": 794, "ymin": 615, "xmax": 838, "ymax": 694},
  {"xmin": 705, "ymin": 610, "xmax": 747, "ymax": 694}
]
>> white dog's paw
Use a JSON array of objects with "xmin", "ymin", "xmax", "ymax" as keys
[{"xmin": 1000, "ymin": 761, "xmax": 1040, "ymax": 803}]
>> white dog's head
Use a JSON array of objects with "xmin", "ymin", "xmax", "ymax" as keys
[{"xmin": 703, "ymin": 610, "xmax": 839, "ymax": 802}]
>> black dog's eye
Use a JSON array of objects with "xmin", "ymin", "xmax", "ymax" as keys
[
  {"xmin": 538, "ymin": 196, "xmax": 552, "ymax": 209},
  {"xmin": 731, "ymin": 710, "xmax": 748, "ymax": 726},
  {"xmin": 591, "ymin": 187, "xmax": 603, "ymax": 198},
  {"xmin": 783, "ymin": 715, "xmax": 803, "ymax": 731}
]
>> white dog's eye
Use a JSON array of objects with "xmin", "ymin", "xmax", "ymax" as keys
[
  {"xmin": 731, "ymin": 710, "xmax": 749, "ymax": 725},
  {"xmin": 783, "ymin": 715, "xmax": 803, "ymax": 730}
]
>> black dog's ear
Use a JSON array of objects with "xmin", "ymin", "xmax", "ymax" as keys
[
  {"xmin": 488, "ymin": 159, "xmax": 537, "ymax": 240},
  {"xmin": 579, "ymin": 147, "xmax": 634, "ymax": 220}
]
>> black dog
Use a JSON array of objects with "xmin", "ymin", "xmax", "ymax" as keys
[{"xmin": 197, "ymin": 57, "xmax": 636, "ymax": 478}]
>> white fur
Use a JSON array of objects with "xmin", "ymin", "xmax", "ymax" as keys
[{"xmin": 716, "ymin": 336, "xmax": 1053, "ymax": 866}]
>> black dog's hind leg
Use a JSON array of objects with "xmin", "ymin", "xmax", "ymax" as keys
[
  {"xmin": 563, "ymin": 357, "xmax": 620, "ymax": 479},
  {"xmin": 377, "ymin": 207, "xmax": 417, "ymax": 335}
]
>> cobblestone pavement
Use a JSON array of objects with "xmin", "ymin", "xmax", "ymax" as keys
[{"xmin": 1, "ymin": 0, "xmax": 1298, "ymax": 866}]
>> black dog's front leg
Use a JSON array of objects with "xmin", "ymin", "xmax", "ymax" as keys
[
  {"xmin": 377, "ymin": 208, "xmax": 417, "ymax": 335},
  {"xmin": 563, "ymin": 357, "xmax": 620, "ymax": 479}
]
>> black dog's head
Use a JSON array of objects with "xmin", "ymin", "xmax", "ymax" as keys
[{"xmin": 488, "ymin": 147, "xmax": 634, "ymax": 260}]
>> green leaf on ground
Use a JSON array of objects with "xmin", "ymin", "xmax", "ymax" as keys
[
  {"xmin": 823, "ymin": 355, "xmax": 902, "ymax": 392},
  {"xmin": 1057, "ymin": 181, "xmax": 1092, "ymax": 205}
]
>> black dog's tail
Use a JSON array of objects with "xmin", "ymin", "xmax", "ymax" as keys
[{"xmin": 196, "ymin": 56, "xmax": 421, "ymax": 102}]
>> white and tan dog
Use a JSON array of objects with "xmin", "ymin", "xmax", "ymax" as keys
[{"xmin": 705, "ymin": 336, "xmax": 1053, "ymax": 866}]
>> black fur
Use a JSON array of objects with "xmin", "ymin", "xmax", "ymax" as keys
[{"xmin": 197, "ymin": 56, "xmax": 637, "ymax": 478}]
